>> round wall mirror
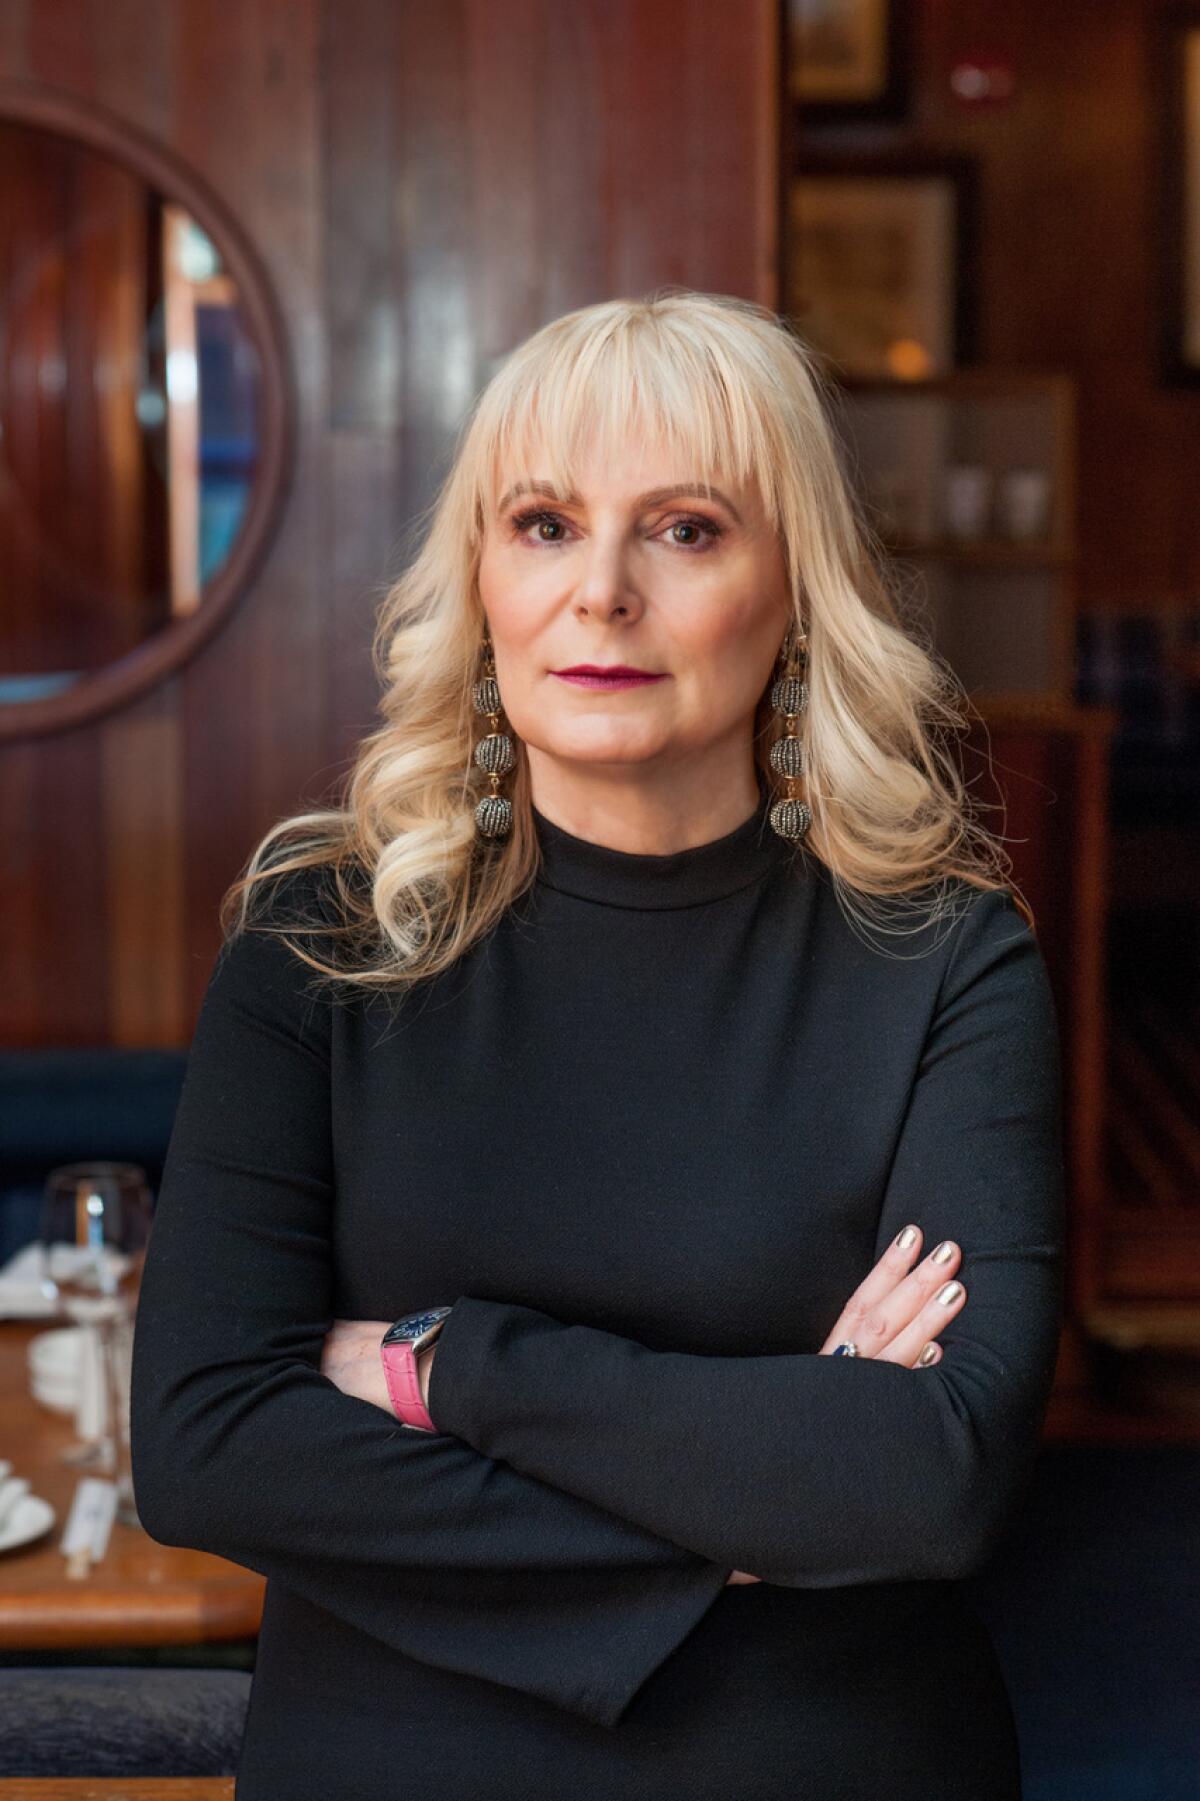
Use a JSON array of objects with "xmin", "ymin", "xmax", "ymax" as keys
[{"xmin": 0, "ymin": 88, "xmax": 292, "ymax": 741}]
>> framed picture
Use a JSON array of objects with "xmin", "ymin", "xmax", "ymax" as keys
[
  {"xmin": 783, "ymin": 154, "xmax": 978, "ymax": 381},
  {"xmin": 786, "ymin": 0, "xmax": 910, "ymax": 123},
  {"xmin": 1158, "ymin": 6, "xmax": 1200, "ymax": 384}
]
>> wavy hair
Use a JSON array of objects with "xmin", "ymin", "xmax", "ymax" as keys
[{"xmin": 220, "ymin": 288, "xmax": 1029, "ymax": 998}]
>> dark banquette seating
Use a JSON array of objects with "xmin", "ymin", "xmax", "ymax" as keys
[{"xmin": 0, "ymin": 1048, "xmax": 188, "ymax": 1265}]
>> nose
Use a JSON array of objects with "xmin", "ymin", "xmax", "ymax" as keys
[{"xmin": 572, "ymin": 531, "xmax": 643, "ymax": 623}]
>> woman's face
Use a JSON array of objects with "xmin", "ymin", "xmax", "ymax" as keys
[{"xmin": 477, "ymin": 433, "xmax": 792, "ymax": 797}]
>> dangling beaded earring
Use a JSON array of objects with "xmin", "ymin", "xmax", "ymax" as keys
[
  {"xmin": 768, "ymin": 622, "xmax": 812, "ymax": 843},
  {"xmin": 472, "ymin": 632, "xmax": 515, "ymax": 839}
]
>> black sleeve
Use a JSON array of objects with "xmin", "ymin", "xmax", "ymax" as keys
[
  {"xmin": 427, "ymin": 887, "xmax": 1067, "ymax": 1585},
  {"xmin": 129, "ymin": 906, "xmax": 729, "ymax": 1731}
]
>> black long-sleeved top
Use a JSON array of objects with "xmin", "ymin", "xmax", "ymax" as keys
[{"xmin": 130, "ymin": 781, "xmax": 1065, "ymax": 1799}]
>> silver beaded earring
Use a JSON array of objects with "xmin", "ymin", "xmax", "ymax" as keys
[
  {"xmin": 768, "ymin": 622, "xmax": 812, "ymax": 843},
  {"xmin": 472, "ymin": 632, "xmax": 515, "ymax": 839}
]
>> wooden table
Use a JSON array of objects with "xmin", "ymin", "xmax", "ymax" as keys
[
  {"xmin": 0, "ymin": 1321, "xmax": 263, "ymax": 1650},
  {"xmin": 0, "ymin": 1784, "xmax": 232, "ymax": 1799}
]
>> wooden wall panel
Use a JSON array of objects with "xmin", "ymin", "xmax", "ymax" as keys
[
  {"xmin": 909, "ymin": 0, "xmax": 1200, "ymax": 611},
  {"xmin": 795, "ymin": 0, "xmax": 1198, "ymax": 608},
  {"xmin": 172, "ymin": 0, "xmax": 329, "ymax": 1019},
  {"xmin": 19, "ymin": 730, "xmax": 109, "ymax": 1042},
  {"xmin": 100, "ymin": 689, "xmax": 187, "ymax": 1045},
  {"xmin": 0, "ymin": 123, "xmax": 163, "ymax": 675},
  {"xmin": 0, "ymin": 0, "xmax": 779, "ymax": 1046},
  {"xmin": 0, "ymin": 741, "xmax": 40, "ymax": 1034}
]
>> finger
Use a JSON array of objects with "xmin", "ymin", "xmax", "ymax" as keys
[
  {"xmin": 875, "ymin": 1278, "xmax": 967, "ymax": 1367},
  {"xmin": 821, "ymin": 1236, "xmax": 962, "ymax": 1359},
  {"xmin": 817, "ymin": 1224, "xmax": 924, "ymax": 1354}
]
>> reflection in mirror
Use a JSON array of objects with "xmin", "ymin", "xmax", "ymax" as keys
[{"xmin": 0, "ymin": 119, "xmax": 264, "ymax": 704}]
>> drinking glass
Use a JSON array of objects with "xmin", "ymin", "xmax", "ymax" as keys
[{"xmin": 39, "ymin": 1162, "xmax": 153, "ymax": 1526}]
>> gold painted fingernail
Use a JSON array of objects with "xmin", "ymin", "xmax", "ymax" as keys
[
  {"xmin": 937, "ymin": 1281, "xmax": 963, "ymax": 1306},
  {"xmin": 917, "ymin": 1341, "xmax": 938, "ymax": 1366},
  {"xmin": 931, "ymin": 1240, "xmax": 955, "ymax": 1264},
  {"xmin": 897, "ymin": 1226, "xmax": 918, "ymax": 1251}
]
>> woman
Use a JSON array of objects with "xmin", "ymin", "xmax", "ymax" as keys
[{"xmin": 130, "ymin": 290, "xmax": 1065, "ymax": 1799}]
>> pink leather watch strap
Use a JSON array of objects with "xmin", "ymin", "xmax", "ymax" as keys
[{"xmin": 381, "ymin": 1340, "xmax": 437, "ymax": 1432}]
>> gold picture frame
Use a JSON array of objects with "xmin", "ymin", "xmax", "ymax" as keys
[
  {"xmin": 784, "ymin": 155, "xmax": 978, "ymax": 381},
  {"xmin": 1159, "ymin": 6, "xmax": 1200, "ymax": 383},
  {"xmin": 787, "ymin": 0, "xmax": 909, "ymax": 121}
]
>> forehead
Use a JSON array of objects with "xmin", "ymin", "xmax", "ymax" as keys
[
  {"xmin": 476, "ymin": 336, "xmax": 781, "ymax": 532},
  {"xmin": 495, "ymin": 472, "xmax": 748, "ymax": 518},
  {"xmin": 488, "ymin": 428, "xmax": 753, "ymax": 518}
]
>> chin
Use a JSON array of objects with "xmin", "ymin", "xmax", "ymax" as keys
[{"xmin": 540, "ymin": 731, "xmax": 665, "ymax": 766}]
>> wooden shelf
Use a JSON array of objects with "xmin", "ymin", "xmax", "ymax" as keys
[
  {"xmin": 834, "ymin": 368, "xmax": 1079, "ymax": 700},
  {"xmin": 840, "ymin": 368, "xmax": 1076, "ymax": 400},
  {"xmin": 883, "ymin": 536, "xmax": 1075, "ymax": 569},
  {"xmin": 968, "ymin": 694, "xmax": 1118, "ymax": 731},
  {"xmin": 1043, "ymin": 1391, "xmax": 1200, "ymax": 1444},
  {"xmin": 1082, "ymin": 1304, "xmax": 1200, "ymax": 1353}
]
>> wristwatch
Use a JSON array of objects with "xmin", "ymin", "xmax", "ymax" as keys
[{"xmin": 380, "ymin": 1306, "xmax": 453, "ymax": 1432}]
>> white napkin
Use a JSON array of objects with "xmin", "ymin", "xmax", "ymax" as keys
[
  {"xmin": 61, "ymin": 1478, "xmax": 118, "ymax": 1568},
  {"xmin": 0, "ymin": 1243, "xmax": 59, "ymax": 1319},
  {"xmin": 0, "ymin": 1242, "xmax": 132, "ymax": 1320},
  {"xmin": 74, "ymin": 1325, "xmax": 108, "ymax": 1442}
]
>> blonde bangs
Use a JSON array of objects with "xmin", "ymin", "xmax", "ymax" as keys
[
  {"xmin": 464, "ymin": 296, "xmax": 786, "ymax": 544},
  {"xmin": 218, "ymin": 289, "xmax": 1028, "ymax": 999}
]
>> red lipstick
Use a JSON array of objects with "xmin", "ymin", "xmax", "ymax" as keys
[{"xmin": 553, "ymin": 665, "xmax": 668, "ymax": 691}]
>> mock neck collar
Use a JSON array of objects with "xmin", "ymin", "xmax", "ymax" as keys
[{"xmin": 531, "ymin": 780, "xmax": 793, "ymax": 910}]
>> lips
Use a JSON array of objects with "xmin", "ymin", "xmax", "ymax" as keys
[{"xmin": 553, "ymin": 666, "xmax": 667, "ymax": 689}]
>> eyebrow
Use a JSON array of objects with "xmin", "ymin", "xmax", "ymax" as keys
[{"xmin": 497, "ymin": 479, "xmax": 743, "ymax": 525}]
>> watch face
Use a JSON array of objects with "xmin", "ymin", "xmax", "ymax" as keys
[{"xmin": 382, "ymin": 1306, "xmax": 451, "ymax": 1347}]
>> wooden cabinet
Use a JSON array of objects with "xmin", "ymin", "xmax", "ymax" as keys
[
  {"xmin": 826, "ymin": 371, "xmax": 1154, "ymax": 1423},
  {"xmin": 837, "ymin": 370, "xmax": 1078, "ymax": 705},
  {"xmin": 963, "ymin": 703, "xmax": 1114, "ymax": 1273}
]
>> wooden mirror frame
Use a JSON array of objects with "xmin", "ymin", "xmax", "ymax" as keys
[{"xmin": 0, "ymin": 84, "xmax": 294, "ymax": 742}]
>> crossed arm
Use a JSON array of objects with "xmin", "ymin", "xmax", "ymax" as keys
[
  {"xmin": 433, "ymin": 891, "xmax": 1066, "ymax": 1583},
  {"xmin": 327, "ymin": 888, "xmax": 1066, "ymax": 1586},
  {"xmin": 131, "ymin": 884, "xmax": 1064, "ymax": 1724},
  {"xmin": 130, "ymin": 922, "xmax": 730, "ymax": 1728}
]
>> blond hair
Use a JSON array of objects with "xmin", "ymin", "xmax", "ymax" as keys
[{"xmin": 221, "ymin": 288, "xmax": 1028, "ymax": 996}]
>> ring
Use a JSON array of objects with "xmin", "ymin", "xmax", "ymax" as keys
[{"xmin": 832, "ymin": 1341, "xmax": 859, "ymax": 1357}]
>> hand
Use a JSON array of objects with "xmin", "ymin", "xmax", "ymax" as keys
[
  {"xmin": 322, "ymin": 1250, "xmax": 962, "ymax": 1595},
  {"xmin": 817, "ymin": 1224, "xmax": 966, "ymax": 1367},
  {"xmin": 725, "ymin": 1227, "xmax": 967, "ymax": 1588},
  {"xmin": 320, "ymin": 1319, "xmax": 398, "ymax": 1414}
]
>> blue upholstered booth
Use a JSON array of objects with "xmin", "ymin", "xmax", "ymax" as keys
[
  {"xmin": 0, "ymin": 1048, "xmax": 188, "ymax": 1263},
  {"xmin": 0, "ymin": 1668, "xmax": 252, "ymax": 1777},
  {"xmin": 1, "ymin": 1048, "xmax": 1195, "ymax": 1790}
]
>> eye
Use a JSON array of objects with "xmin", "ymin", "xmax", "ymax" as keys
[
  {"xmin": 663, "ymin": 515, "xmax": 724, "ymax": 550},
  {"xmin": 509, "ymin": 507, "xmax": 571, "ymax": 544},
  {"xmin": 506, "ymin": 506, "xmax": 726, "ymax": 551}
]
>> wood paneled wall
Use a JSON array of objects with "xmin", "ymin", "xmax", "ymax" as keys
[
  {"xmin": 885, "ymin": 0, "xmax": 1199, "ymax": 611},
  {"xmin": 0, "ymin": 121, "xmax": 165, "ymax": 676},
  {"xmin": 8, "ymin": 0, "xmax": 1158, "ymax": 1050},
  {"xmin": 0, "ymin": 0, "xmax": 779, "ymax": 1048}
]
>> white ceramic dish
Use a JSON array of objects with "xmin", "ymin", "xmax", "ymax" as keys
[
  {"xmin": 0, "ymin": 1493, "xmax": 55, "ymax": 1555},
  {"xmin": 27, "ymin": 1326, "xmax": 84, "ymax": 1374},
  {"xmin": 31, "ymin": 1375, "xmax": 78, "ymax": 1416},
  {"xmin": 27, "ymin": 1327, "xmax": 84, "ymax": 1415}
]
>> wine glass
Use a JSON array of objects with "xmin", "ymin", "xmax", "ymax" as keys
[{"xmin": 39, "ymin": 1162, "xmax": 154, "ymax": 1526}]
